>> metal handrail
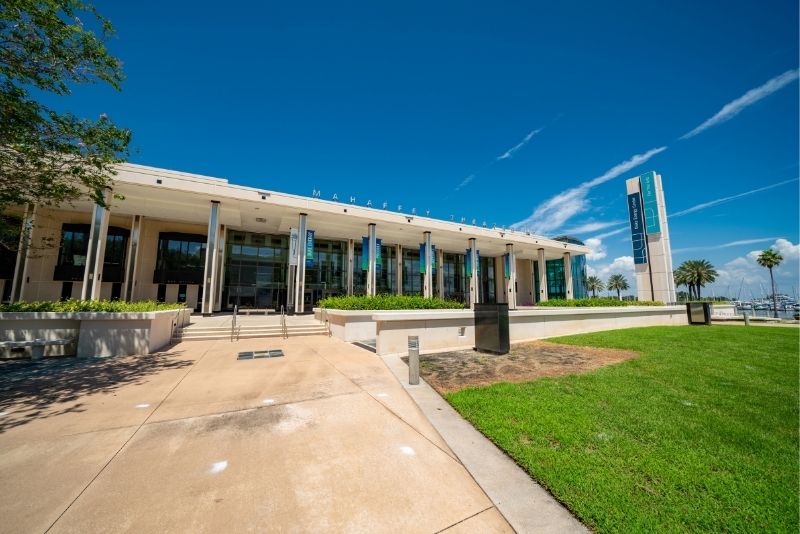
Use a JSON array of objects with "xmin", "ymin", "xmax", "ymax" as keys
[
  {"xmin": 231, "ymin": 305, "xmax": 238, "ymax": 342},
  {"xmin": 280, "ymin": 305, "xmax": 288, "ymax": 339},
  {"xmin": 321, "ymin": 308, "xmax": 332, "ymax": 337}
]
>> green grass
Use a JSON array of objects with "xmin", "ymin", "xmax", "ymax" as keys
[
  {"xmin": 446, "ymin": 326, "xmax": 799, "ymax": 532},
  {"xmin": 318, "ymin": 294, "xmax": 465, "ymax": 310},
  {"xmin": 539, "ymin": 297, "xmax": 664, "ymax": 307},
  {"xmin": 0, "ymin": 299, "xmax": 186, "ymax": 312}
]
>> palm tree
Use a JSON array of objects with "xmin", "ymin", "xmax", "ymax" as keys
[
  {"xmin": 673, "ymin": 266, "xmax": 692, "ymax": 300},
  {"xmin": 677, "ymin": 259, "xmax": 718, "ymax": 299},
  {"xmin": 586, "ymin": 276, "xmax": 604, "ymax": 298},
  {"xmin": 756, "ymin": 248, "xmax": 783, "ymax": 318},
  {"xmin": 607, "ymin": 274, "xmax": 629, "ymax": 300}
]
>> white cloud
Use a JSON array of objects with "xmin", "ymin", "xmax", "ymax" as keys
[
  {"xmin": 672, "ymin": 237, "xmax": 781, "ymax": 255},
  {"xmin": 586, "ymin": 255, "xmax": 635, "ymax": 293},
  {"xmin": 710, "ymin": 239, "xmax": 799, "ymax": 296},
  {"xmin": 680, "ymin": 69, "xmax": 800, "ymax": 139},
  {"xmin": 670, "ymin": 178, "xmax": 798, "ymax": 218},
  {"xmin": 584, "ymin": 237, "xmax": 607, "ymax": 260},
  {"xmin": 497, "ymin": 128, "xmax": 543, "ymax": 160},
  {"xmin": 512, "ymin": 146, "xmax": 667, "ymax": 234},
  {"xmin": 455, "ymin": 173, "xmax": 476, "ymax": 191},
  {"xmin": 562, "ymin": 220, "xmax": 626, "ymax": 235},
  {"xmin": 593, "ymin": 227, "xmax": 628, "ymax": 240}
]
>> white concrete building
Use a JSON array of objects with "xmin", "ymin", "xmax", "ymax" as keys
[{"xmin": 2, "ymin": 163, "xmax": 590, "ymax": 314}]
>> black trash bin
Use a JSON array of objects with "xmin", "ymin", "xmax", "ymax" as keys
[
  {"xmin": 474, "ymin": 303, "xmax": 510, "ymax": 354},
  {"xmin": 686, "ymin": 302, "xmax": 711, "ymax": 325}
]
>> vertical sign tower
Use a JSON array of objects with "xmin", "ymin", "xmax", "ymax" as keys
[{"xmin": 626, "ymin": 171, "xmax": 676, "ymax": 303}]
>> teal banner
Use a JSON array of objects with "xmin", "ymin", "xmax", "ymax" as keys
[
  {"xmin": 628, "ymin": 192, "xmax": 648, "ymax": 264},
  {"xmin": 419, "ymin": 243, "xmax": 426, "ymax": 274},
  {"xmin": 465, "ymin": 248, "xmax": 472, "ymax": 277},
  {"xmin": 376, "ymin": 238, "xmax": 382, "ymax": 273},
  {"xmin": 305, "ymin": 230, "xmax": 315, "ymax": 268},
  {"xmin": 503, "ymin": 253, "xmax": 511, "ymax": 279},
  {"xmin": 361, "ymin": 236, "xmax": 368, "ymax": 271},
  {"xmin": 639, "ymin": 171, "xmax": 661, "ymax": 235}
]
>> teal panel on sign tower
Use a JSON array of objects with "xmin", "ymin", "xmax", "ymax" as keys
[{"xmin": 639, "ymin": 171, "xmax": 661, "ymax": 235}]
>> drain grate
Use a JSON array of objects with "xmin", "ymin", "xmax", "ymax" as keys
[{"xmin": 237, "ymin": 349, "xmax": 284, "ymax": 360}]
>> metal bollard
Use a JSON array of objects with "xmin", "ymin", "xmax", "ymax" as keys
[
  {"xmin": 743, "ymin": 311, "xmax": 750, "ymax": 326},
  {"xmin": 408, "ymin": 335, "xmax": 420, "ymax": 385}
]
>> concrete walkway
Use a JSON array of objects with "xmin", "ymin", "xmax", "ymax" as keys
[
  {"xmin": 382, "ymin": 354, "xmax": 588, "ymax": 534},
  {"xmin": 0, "ymin": 337, "xmax": 510, "ymax": 533}
]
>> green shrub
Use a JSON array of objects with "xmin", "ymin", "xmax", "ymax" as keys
[
  {"xmin": 318, "ymin": 294, "xmax": 466, "ymax": 310},
  {"xmin": 0, "ymin": 299, "xmax": 186, "ymax": 313},
  {"xmin": 539, "ymin": 297, "xmax": 664, "ymax": 307}
]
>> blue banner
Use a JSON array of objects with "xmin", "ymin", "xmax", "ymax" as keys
[
  {"xmin": 361, "ymin": 237, "xmax": 368, "ymax": 271},
  {"xmin": 465, "ymin": 248, "xmax": 472, "ymax": 277},
  {"xmin": 376, "ymin": 238, "xmax": 382, "ymax": 273},
  {"xmin": 305, "ymin": 230, "xmax": 315, "ymax": 268},
  {"xmin": 431, "ymin": 245, "xmax": 436, "ymax": 274},
  {"xmin": 639, "ymin": 171, "xmax": 661, "ymax": 235},
  {"xmin": 503, "ymin": 253, "xmax": 511, "ymax": 279},
  {"xmin": 419, "ymin": 243, "xmax": 426, "ymax": 274},
  {"xmin": 627, "ymin": 192, "xmax": 648, "ymax": 264}
]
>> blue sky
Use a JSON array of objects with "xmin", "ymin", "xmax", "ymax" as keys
[{"xmin": 57, "ymin": 1, "xmax": 798, "ymax": 297}]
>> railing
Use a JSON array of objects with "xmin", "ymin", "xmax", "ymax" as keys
[
  {"xmin": 170, "ymin": 306, "xmax": 190, "ymax": 343},
  {"xmin": 280, "ymin": 305, "xmax": 288, "ymax": 339},
  {"xmin": 231, "ymin": 305, "xmax": 239, "ymax": 342},
  {"xmin": 321, "ymin": 308, "xmax": 332, "ymax": 337}
]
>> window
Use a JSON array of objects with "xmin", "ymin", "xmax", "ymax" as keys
[{"xmin": 55, "ymin": 224, "xmax": 129, "ymax": 282}]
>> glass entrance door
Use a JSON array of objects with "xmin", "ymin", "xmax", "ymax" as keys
[{"xmin": 223, "ymin": 232, "xmax": 288, "ymax": 310}]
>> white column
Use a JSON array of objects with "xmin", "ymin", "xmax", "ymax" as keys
[
  {"xmin": 214, "ymin": 225, "xmax": 226, "ymax": 312},
  {"xmin": 395, "ymin": 244, "xmax": 403, "ymax": 295},
  {"xmin": 423, "ymin": 232, "xmax": 433, "ymax": 298},
  {"xmin": 81, "ymin": 190, "xmax": 112, "ymax": 301},
  {"xmin": 506, "ymin": 243, "xmax": 517, "ymax": 309},
  {"xmin": 122, "ymin": 215, "xmax": 143, "ymax": 301},
  {"xmin": 201, "ymin": 201, "xmax": 221, "ymax": 315},
  {"xmin": 468, "ymin": 238, "xmax": 479, "ymax": 309},
  {"xmin": 537, "ymin": 248, "xmax": 548, "ymax": 302},
  {"xmin": 436, "ymin": 247, "xmax": 444, "ymax": 299},
  {"xmin": 10, "ymin": 204, "xmax": 35, "ymax": 302},
  {"xmin": 563, "ymin": 252, "xmax": 573, "ymax": 300},
  {"xmin": 294, "ymin": 213, "xmax": 308, "ymax": 312},
  {"xmin": 346, "ymin": 239, "xmax": 354, "ymax": 296},
  {"xmin": 366, "ymin": 223, "xmax": 377, "ymax": 296}
]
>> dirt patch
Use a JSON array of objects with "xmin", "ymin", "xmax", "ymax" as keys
[{"xmin": 415, "ymin": 341, "xmax": 639, "ymax": 393}]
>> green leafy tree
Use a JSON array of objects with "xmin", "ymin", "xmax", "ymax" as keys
[
  {"xmin": 586, "ymin": 275, "xmax": 604, "ymax": 298},
  {"xmin": 607, "ymin": 273, "xmax": 629, "ymax": 300},
  {"xmin": 674, "ymin": 265, "xmax": 693, "ymax": 300},
  {"xmin": 677, "ymin": 259, "xmax": 718, "ymax": 299},
  {"xmin": 0, "ymin": 0, "xmax": 130, "ymax": 250},
  {"xmin": 756, "ymin": 248, "xmax": 783, "ymax": 319}
]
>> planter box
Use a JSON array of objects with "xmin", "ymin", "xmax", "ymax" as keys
[{"xmin": 0, "ymin": 308, "xmax": 190, "ymax": 358}]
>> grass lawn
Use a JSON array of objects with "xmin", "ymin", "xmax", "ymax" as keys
[{"xmin": 446, "ymin": 326, "xmax": 799, "ymax": 532}]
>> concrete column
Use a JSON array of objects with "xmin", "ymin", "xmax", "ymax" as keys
[
  {"xmin": 122, "ymin": 215, "xmax": 143, "ymax": 301},
  {"xmin": 201, "ymin": 201, "xmax": 221, "ymax": 315},
  {"xmin": 395, "ymin": 244, "xmax": 403, "ymax": 295},
  {"xmin": 494, "ymin": 256, "xmax": 506, "ymax": 303},
  {"xmin": 214, "ymin": 225, "xmax": 226, "ymax": 312},
  {"xmin": 81, "ymin": 190, "xmax": 112, "ymax": 301},
  {"xmin": 436, "ymin": 247, "xmax": 444, "ymax": 299},
  {"xmin": 346, "ymin": 239, "xmax": 354, "ymax": 296},
  {"xmin": 468, "ymin": 238, "xmax": 479, "ymax": 309},
  {"xmin": 423, "ymin": 232, "xmax": 433, "ymax": 298},
  {"xmin": 10, "ymin": 204, "xmax": 36, "ymax": 302},
  {"xmin": 294, "ymin": 213, "xmax": 308, "ymax": 313},
  {"xmin": 537, "ymin": 248, "xmax": 548, "ymax": 302},
  {"xmin": 563, "ymin": 252, "xmax": 574, "ymax": 300},
  {"xmin": 366, "ymin": 223, "xmax": 376, "ymax": 296},
  {"xmin": 506, "ymin": 243, "xmax": 517, "ymax": 309}
]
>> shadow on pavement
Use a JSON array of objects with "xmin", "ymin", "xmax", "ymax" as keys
[{"xmin": 0, "ymin": 350, "xmax": 193, "ymax": 433}]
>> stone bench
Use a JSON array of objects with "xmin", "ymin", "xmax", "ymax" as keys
[
  {"xmin": 0, "ymin": 338, "xmax": 76, "ymax": 360},
  {"xmin": 238, "ymin": 308, "xmax": 275, "ymax": 315}
]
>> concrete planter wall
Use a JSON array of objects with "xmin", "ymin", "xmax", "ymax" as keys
[
  {"xmin": 317, "ymin": 306, "xmax": 687, "ymax": 356},
  {"xmin": 0, "ymin": 307, "xmax": 190, "ymax": 358}
]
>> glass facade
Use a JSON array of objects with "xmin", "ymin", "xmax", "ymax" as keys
[
  {"xmin": 305, "ymin": 238, "xmax": 348, "ymax": 304},
  {"xmin": 353, "ymin": 242, "xmax": 397, "ymax": 295},
  {"xmin": 153, "ymin": 232, "xmax": 206, "ymax": 284},
  {"xmin": 223, "ymin": 231, "xmax": 288, "ymax": 309},
  {"xmin": 479, "ymin": 256, "xmax": 496, "ymax": 303},
  {"xmin": 55, "ymin": 224, "xmax": 129, "ymax": 282},
  {"xmin": 441, "ymin": 252, "xmax": 466, "ymax": 301},
  {"xmin": 402, "ymin": 248, "xmax": 422, "ymax": 296},
  {"xmin": 533, "ymin": 255, "xmax": 588, "ymax": 301}
]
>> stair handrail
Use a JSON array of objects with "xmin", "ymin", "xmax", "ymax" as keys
[
  {"xmin": 231, "ymin": 305, "xmax": 238, "ymax": 342},
  {"xmin": 321, "ymin": 308, "xmax": 332, "ymax": 337},
  {"xmin": 280, "ymin": 305, "xmax": 288, "ymax": 339}
]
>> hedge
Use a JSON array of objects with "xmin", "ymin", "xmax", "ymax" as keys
[
  {"xmin": 0, "ymin": 299, "xmax": 187, "ymax": 313},
  {"xmin": 318, "ymin": 295, "xmax": 466, "ymax": 310},
  {"xmin": 538, "ymin": 298, "xmax": 665, "ymax": 307}
]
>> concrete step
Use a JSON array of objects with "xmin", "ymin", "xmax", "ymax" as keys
[{"xmin": 173, "ymin": 325, "xmax": 329, "ymax": 342}]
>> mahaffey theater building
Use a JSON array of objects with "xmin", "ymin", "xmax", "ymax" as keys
[{"xmin": 2, "ymin": 164, "xmax": 589, "ymax": 314}]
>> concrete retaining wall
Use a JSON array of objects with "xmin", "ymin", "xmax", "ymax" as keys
[
  {"xmin": 317, "ymin": 306, "xmax": 687, "ymax": 356},
  {"xmin": 0, "ymin": 308, "xmax": 190, "ymax": 358}
]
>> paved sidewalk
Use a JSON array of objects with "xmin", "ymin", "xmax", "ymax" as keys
[
  {"xmin": 381, "ymin": 353, "xmax": 588, "ymax": 533},
  {"xmin": 0, "ymin": 337, "xmax": 510, "ymax": 533}
]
